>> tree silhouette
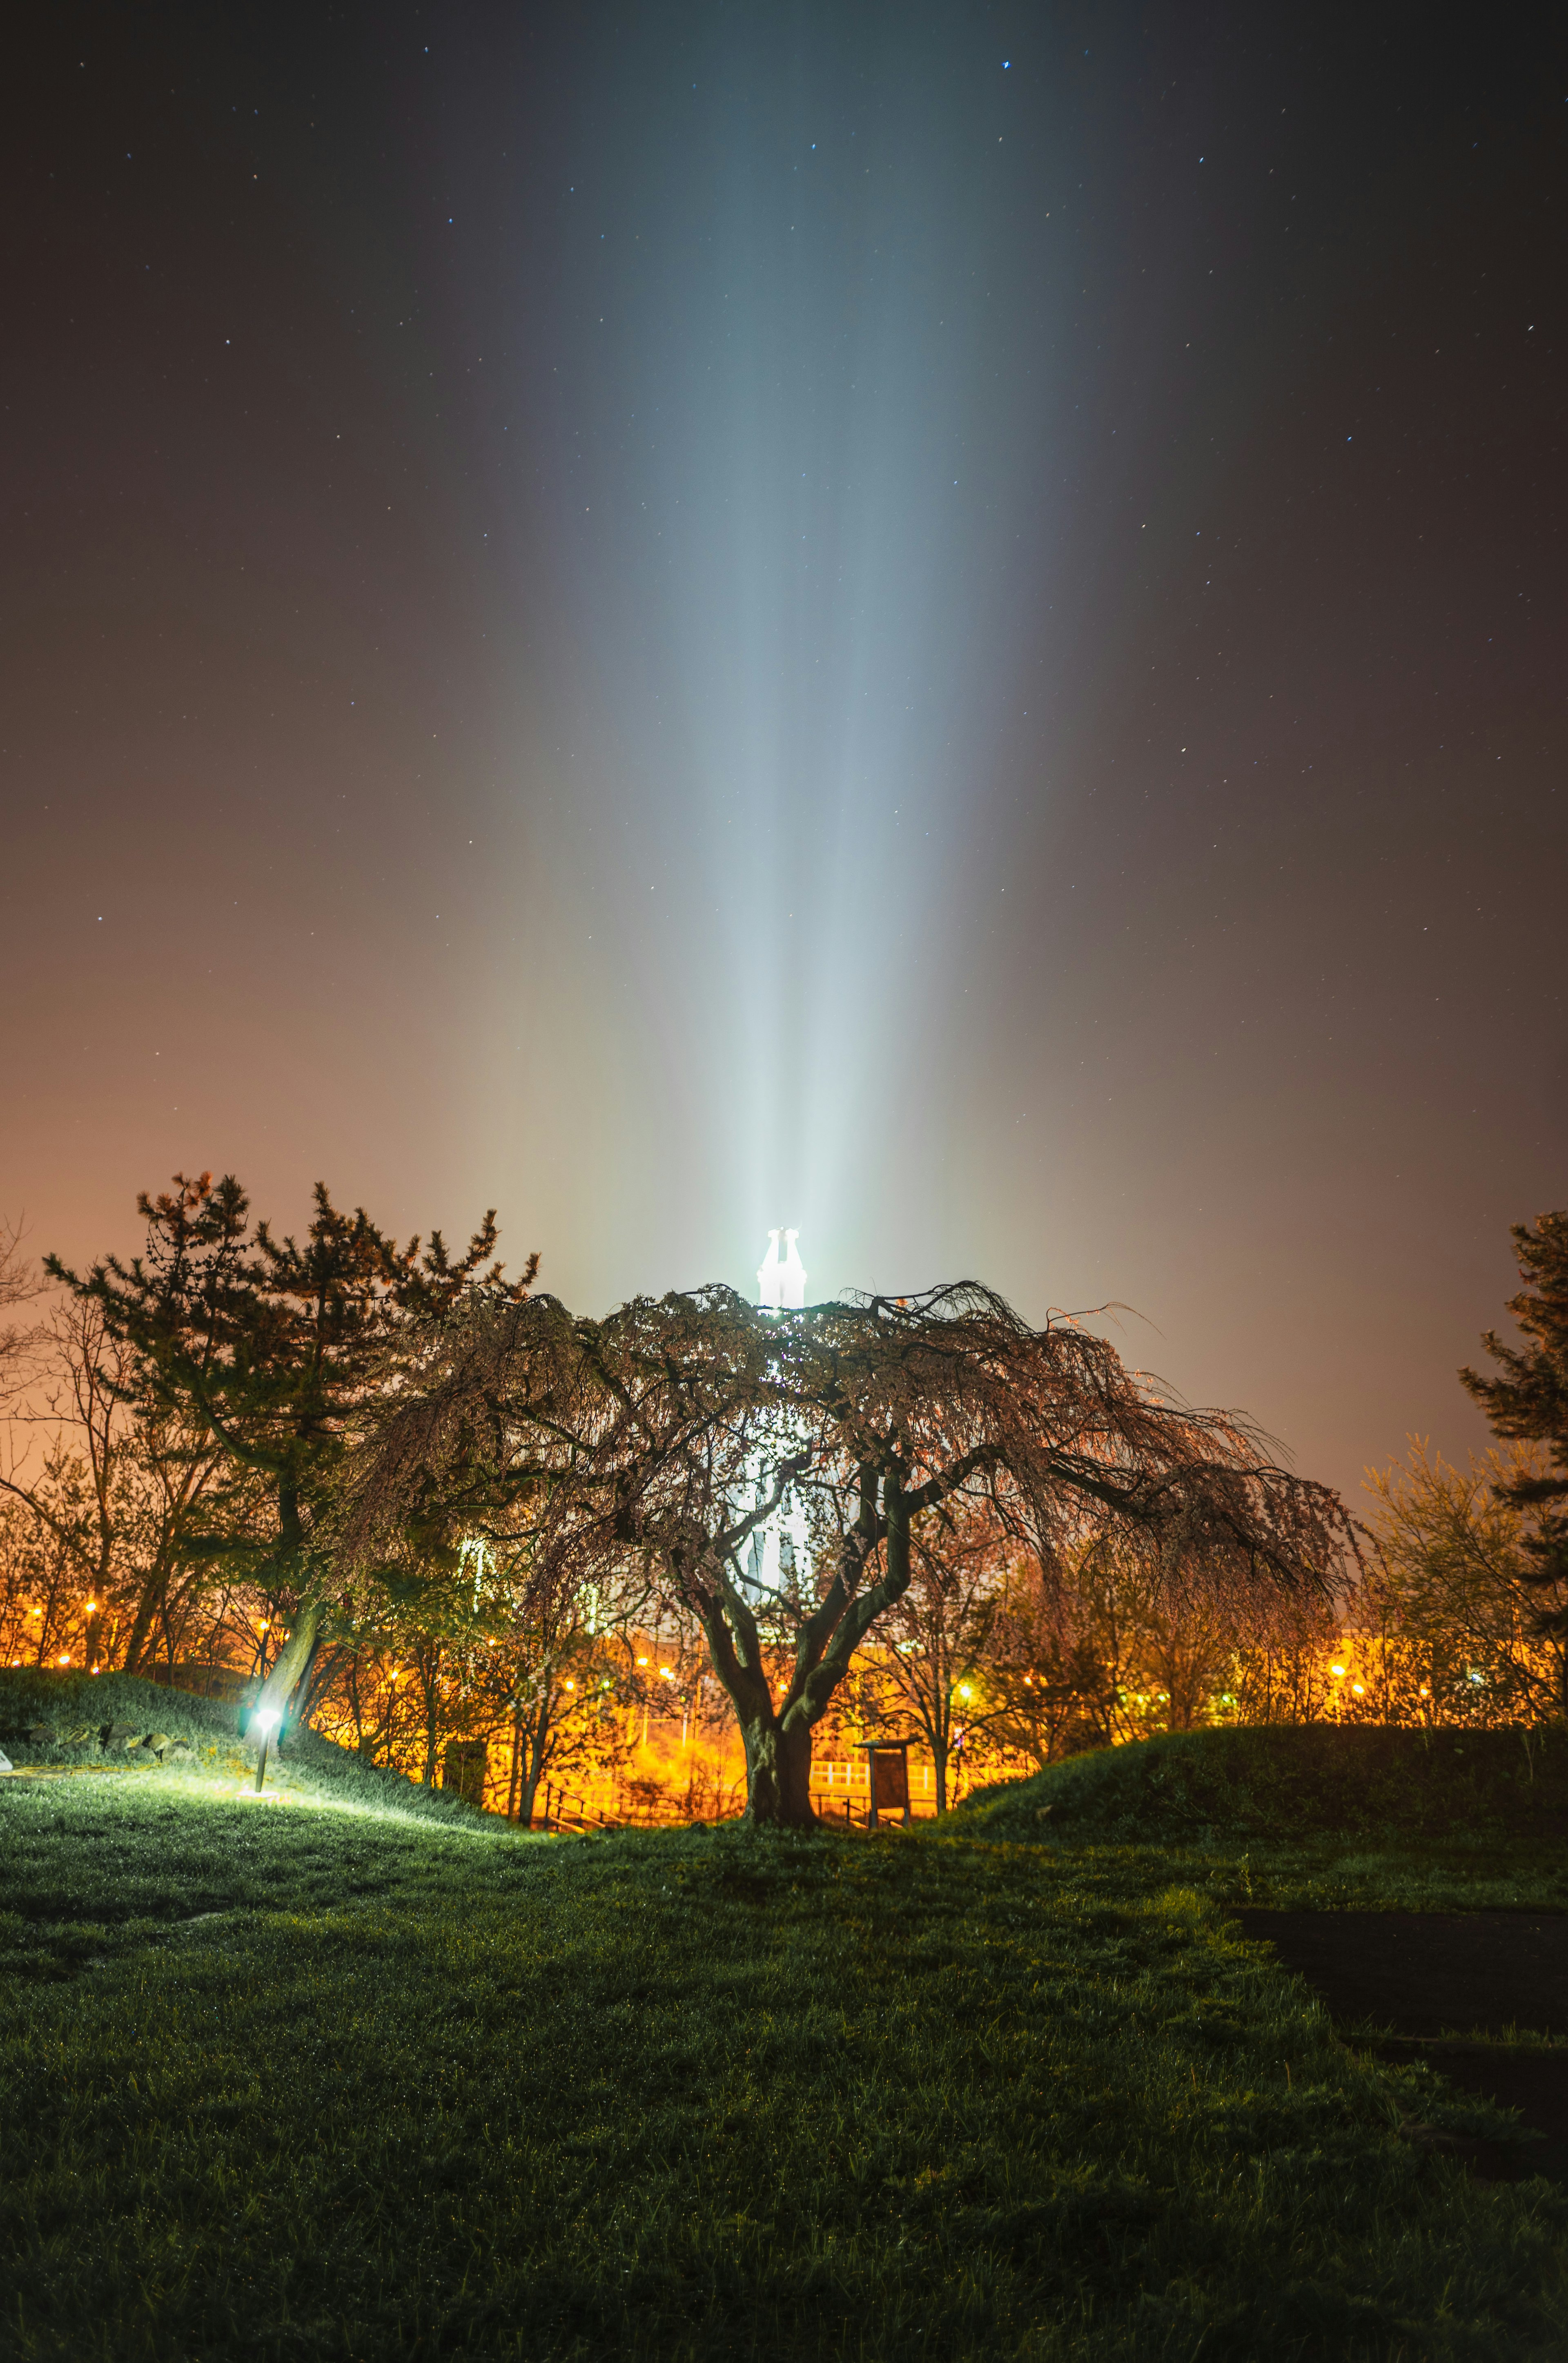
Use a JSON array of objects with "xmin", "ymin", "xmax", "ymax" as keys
[
  {"xmin": 51, "ymin": 1173, "xmax": 534, "ymax": 1721},
  {"xmin": 1461, "ymin": 1209, "xmax": 1568, "ymax": 1705},
  {"xmin": 343, "ymin": 1281, "xmax": 1355, "ymax": 1823}
]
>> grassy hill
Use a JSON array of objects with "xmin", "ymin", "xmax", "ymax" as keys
[
  {"xmin": 960, "ymin": 1724, "xmax": 1568, "ymax": 1850},
  {"xmin": 3, "ymin": 1745, "xmax": 1566, "ymax": 2360},
  {"xmin": 0, "ymin": 1664, "xmax": 481, "ymax": 1827}
]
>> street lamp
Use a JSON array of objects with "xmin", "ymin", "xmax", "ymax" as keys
[{"xmin": 253, "ymin": 1705, "xmax": 280, "ymax": 1795}]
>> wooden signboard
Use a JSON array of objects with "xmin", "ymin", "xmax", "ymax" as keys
[{"xmin": 865, "ymin": 1741, "xmax": 912, "ymax": 1829}]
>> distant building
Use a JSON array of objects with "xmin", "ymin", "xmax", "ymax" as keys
[{"xmin": 756, "ymin": 1226, "xmax": 806, "ymax": 1311}]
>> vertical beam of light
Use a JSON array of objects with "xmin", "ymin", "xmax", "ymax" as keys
[
  {"xmin": 5, "ymin": 2, "xmax": 1561, "ymax": 1510},
  {"xmin": 457, "ymin": 7, "xmax": 1064, "ymax": 1305}
]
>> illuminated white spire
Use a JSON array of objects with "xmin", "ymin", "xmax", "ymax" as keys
[{"xmin": 757, "ymin": 1228, "xmax": 806, "ymax": 1312}]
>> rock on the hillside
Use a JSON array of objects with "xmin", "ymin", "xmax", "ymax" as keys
[
  {"xmin": 25, "ymin": 1723, "xmax": 56, "ymax": 1745},
  {"xmin": 145, "ymin": 1732, "xmax": 174, "ymax": 1758},
  {"xmin": 61, "ymin": 1724, "xmax": 98, "ymax": 1745},
  {"xmin": 102, "ymin": 1721, "xmax": 140, "ymax": 1744}
]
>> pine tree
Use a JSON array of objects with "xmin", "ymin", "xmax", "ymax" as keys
[
  {"xmin": 50, "ymin": 1175, "xmax": 535, "ymax": 1724},
  {"xmin": 1459, "ymin": 1210, "xmax": 1568, "ymax": 1701}
]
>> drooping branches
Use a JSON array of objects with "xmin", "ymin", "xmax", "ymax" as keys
[{"xmin": 339, "ymin": 1277, "xmax": 1358, "ymax": 1824}]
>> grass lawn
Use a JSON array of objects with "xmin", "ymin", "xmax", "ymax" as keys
[
  {"xmin": 2, "ymin": 1695, "xmax": 1567, "ymax": 2359},
  {"xmin": 964, "ymin": 1724, "xmax": 1568, "ymax": 1919},
  {"xmin": 3, "ymin": 1682, "xmax": 1568, "ymax": 2363}
]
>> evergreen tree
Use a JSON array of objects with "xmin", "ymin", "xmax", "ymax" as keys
[
  {"xmin": 1459, "ymin": 1210, "xmax": 1568, "ymax": 1696},
  {"xmin": 50, "ymin": 1174, "xmax": 535, "ymax": 1724}
]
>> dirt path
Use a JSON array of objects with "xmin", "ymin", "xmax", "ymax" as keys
[
  {"xmin": 1238, "ymin": 1908, "xmax": 1568, "ymax": 2181},
  {"xmin": 1236, "ymin": 1909, "xmax": 1568, "ymax": 2036}
]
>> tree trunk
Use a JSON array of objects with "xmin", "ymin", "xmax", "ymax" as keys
[
  {"xmin": 258, "ymin": 1598, "xmax": 321, "ymax": 1728},
  {"xmin": 120, "ymin": 1573, "xmax": 165, "ymax": 1675},
  {"xmin": 516, "ymin": 1711, "xmax": 551, "ymax": 1828},
  {"xmin": 290, "ymin": 1630, "xmax": 330, "ymax": 1730},
  {"xmin": 506, "ymin": 1716, "xmax": 523, "ymax": 1821},
  {"xmin": 738, "ymin": 1709, "xmax": 816, "ymax": 1827}
]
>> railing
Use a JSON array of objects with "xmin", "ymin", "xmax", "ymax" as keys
[
  {"xmin": 537, "ymin": 1784, "xmax": 618, "ymax": 1832},
  {"xmin": 810, "ymin": 1759, "xmax": 943, "ymax": 1818},
  {"xmin": 531, "ymin": 1760, "xmax": 953, "ymax": 1832},
  {"xmin": 812, "ymin": 1757, "xmax": 942, "ymax": 1794}
]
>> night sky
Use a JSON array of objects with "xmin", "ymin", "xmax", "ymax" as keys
[{"xmin": 4, "ymin": 3, "xmax": 1564, "ymax": 1502}]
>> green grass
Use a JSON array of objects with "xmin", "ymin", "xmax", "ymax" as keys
[
  {"xmin": 3, "ymin": 1729, "xmax": 1567, "ymax": 2360},
  {"xmin": 0, "ymin": 1664, "xmax": 481, "ymax": 1827},
  {"xmin": 961, "ymin": 1726, "xmax": 1568, "ymax": 1915},
  {"xmin": 962, "ymin": 1724, "xmax": 1568, "ymax": 1848}
]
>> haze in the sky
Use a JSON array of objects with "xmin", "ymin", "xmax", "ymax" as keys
[{"xmin": 2, "ymin": 1, "xmax": 1564, "ymax": 1501}]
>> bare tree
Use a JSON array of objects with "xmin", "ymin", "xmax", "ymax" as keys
[
  {"xmin": 0, "ymin": 1214, "xmax": 45, "ymax": 1401},
  {"xmin": 342, "ymin": 1281, "xmax": 1357, "ymax": 1826},
  {"xmin": 1356, "ymin": 1439, "xmax": 1566, "ymax": 1724},
  {"xmin": 980, "ymin": 1519, "xmax": 1344, "ymax": 1758},
  {"xmin": 499, "ymin": 1578, "xmax": 644, "ymax": 1826},
  {"xmin": 949, "ymin": 1540, "xmax": 1114, "ymax": 1774},
  {"xmin": 856, "ymin": 1494, "xmax": 1011, "ymax": 1811},
  {"xmin": 0, "ymin": 1296, "xmax": 232, "ymax": 1671}
]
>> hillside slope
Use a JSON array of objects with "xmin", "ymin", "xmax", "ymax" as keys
[
  {"xmin": 0, "ymin": 1666, "xmax": 483, "ymax": 1825},
  {"xmin": 960, "ymin": 1725, "xmax": 1568, "ymax": 1849}
]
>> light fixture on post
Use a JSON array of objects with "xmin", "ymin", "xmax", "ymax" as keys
[{"xmin": 252, "ymin": 1705, "xmax": 280, "ymax": 1795}]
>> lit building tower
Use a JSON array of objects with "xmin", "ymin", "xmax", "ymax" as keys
[
  {"xmin": 745, "ymin": 1228, "xmax": 810, "ymax": 1597},
  {"xmin": 756, "ymin": 1227, "xmax": 807, "ymax": 1313}
]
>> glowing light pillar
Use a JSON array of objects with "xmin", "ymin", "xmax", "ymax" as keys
[{"xmin": 756, "ymin": 1228, "xmax": 806, "ymax": 1313}]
